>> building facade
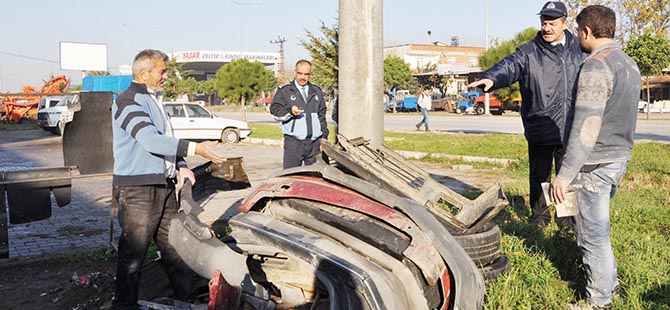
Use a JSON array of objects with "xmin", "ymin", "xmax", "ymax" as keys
[
  {"xmin": 169, "ymin": 50, "xmax": 280, "ymax": 81},
  {"xmin": 383, "ymin": 43, "xmax": 484, "ymax": 72},
  {"xmin": 384, "ymin": 43, "xmax": 485, "ymax": 95}
]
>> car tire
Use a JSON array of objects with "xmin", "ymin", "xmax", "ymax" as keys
[
  {"xmin": 475, "ymin": 104, "xmax": 485, "ymax": 115},
  {"xmin": 452, "ymin": 222, "xmax": 501, "ymax": 266},
  {"xmin": 221, "ymin": 128, "xmax": 240, "ymax": 144},
  {"xmin": 480, "ymin": 255, "xmax": 511, "ymax": 281}
]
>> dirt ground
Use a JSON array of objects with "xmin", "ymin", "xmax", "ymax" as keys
[{"xmin": 0, "ymin": 256, "xmax": 117, "ymax": 310}]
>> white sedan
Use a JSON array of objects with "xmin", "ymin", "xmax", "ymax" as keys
[{"xmin": 163, "ymin": 102, "xmax": 251, "ymax": 143}]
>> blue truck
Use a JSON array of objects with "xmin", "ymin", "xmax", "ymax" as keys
[{"xmin": 395, "ymin": 90, "xmax": 418, "ymax": 112}]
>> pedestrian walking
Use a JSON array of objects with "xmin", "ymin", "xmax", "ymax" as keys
[{"xmin": 415, "ymin": 87, "xmax": 432, "ymax": 132}]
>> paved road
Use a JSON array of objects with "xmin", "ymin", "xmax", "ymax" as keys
[
  {"xmin": 216, "ymin": 111, "xmax": 670, "ymax": 142},
  {"xmin": 0, "ymin": 130, "xmax": 283, "ymax": 261}
]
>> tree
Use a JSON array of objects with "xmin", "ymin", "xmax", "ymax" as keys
[
  {"xmin": 198, "ymin": 79, "xmax": 217, "ymax": 105},
  {"xmin": 383, "ymin": 56, "xmax": 413, "ymax": 90},
  {"xmin": 624, "ymin": 32, "xmax": 670, "ymax": 118},
  {"xmin": 300, "ymin": 19, "xmax": 339, "ymax": 96},
  {"xmin": 85, "ymin": 71, "xmax": 111, "ymax": 76},
  {"xmin": 566, "ymin": 0, "xmax": 669, "ymax": 43},
  {"xmin": 163, "ymin": 57, "xmax": 190, "ymax": 100},
  {"xmin": 215, "ymin": 58, "xmax": 277, "ymax": 121},
  {"xmin": 180, "ymin": 77, "xmax": 200, "ymax": 101},
  {"xmin": 617, "ymin": 0, "xmax": 669, "ymax": 40},
  {"xmin": 478, "ymin": 28, "xmax": 537, "ymax": 104}
]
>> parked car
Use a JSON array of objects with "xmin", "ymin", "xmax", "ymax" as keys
[
  {"xmin": 163, "ymin": 102, "xmax": 251, "ymax": 143},
  {"xmin": 36, "ymin": 95, "xmax": 77, "ymax": 135}
]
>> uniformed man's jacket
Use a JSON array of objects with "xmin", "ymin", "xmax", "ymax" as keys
[
  {"xmin": 270, "ymin": 81, "xmax": 329, "ymax": 140},
  {"xmin": 482, "ymin": 30, "xmax": 586, "ymax": 146}
]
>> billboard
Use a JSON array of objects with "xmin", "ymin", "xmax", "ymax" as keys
[
  {"xmin": 437, "ymin": 63, "xmax": 468, "ymax": 75},
  {"xmin": 60, "ymin": 42, "xmax": 108, "ymax": 71}
]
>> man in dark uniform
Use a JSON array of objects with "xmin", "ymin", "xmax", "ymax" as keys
[
  {"xmin": 468, "ymin": 1, "xmax": 586, "ymax": 226},
  {"xmin": 270, "ymin": 59, "xmax": 329, "ymax": 169}
]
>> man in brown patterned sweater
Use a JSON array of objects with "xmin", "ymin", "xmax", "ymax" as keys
[{"xmin": 551, "ymin": 5, "xmax": 641, "ymax": 310}]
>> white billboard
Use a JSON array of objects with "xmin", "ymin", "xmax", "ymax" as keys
[
  {"xmin": 437, "ymin": 63, "xmax": 468, "ymax": 75},
  {"xmin": 60, "ymin": 42, "xmax": 108, "ymax": 71}
]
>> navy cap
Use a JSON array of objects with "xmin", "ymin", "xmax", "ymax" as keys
[{"xmin": 538, "ymin": 1, "xmax": 568, "ymax": 18}]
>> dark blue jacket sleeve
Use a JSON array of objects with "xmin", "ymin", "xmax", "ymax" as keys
[{"xmin": 481, "ymin": 48, "xmax": 528, "ymax": 91}]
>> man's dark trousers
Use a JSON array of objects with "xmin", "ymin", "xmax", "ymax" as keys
[
  {"xmin": 528, "ymin": 144, "xmax": 564, "ymax": 224},
  {"xmin": 112, "ymin": 181, "xmax": 197, "ymax": 309},
  {"xmin": 283, "ymin": 135, "xmax": 321, "ymax": 169}
]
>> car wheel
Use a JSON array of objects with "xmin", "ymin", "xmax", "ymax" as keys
[
  {"xmin": 452, "ymin": 222, "xmax": 501, "ymax": 266},
  {"xmin": 476, "ymin": 104, "xmax": 485, "ymax": 115},
  {"xmin": 221, "ymin": 128, "xmax": 240, "ymax": 144}
]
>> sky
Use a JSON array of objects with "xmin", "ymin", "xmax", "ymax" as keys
[{"xmin": 0, "ymin": 0, "xmax": 554, "ymax": 92}]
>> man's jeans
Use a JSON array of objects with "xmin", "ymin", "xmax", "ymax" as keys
[
  {"xmin": 573, "ymin": 162, "xmax": 627, "ymax": 306},
  {"xmin": 416, "ymin": 107, "xmax": 429, "ymax": 130}
]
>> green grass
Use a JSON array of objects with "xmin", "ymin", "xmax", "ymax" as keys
[
  {"xmin": 384, "ymin": 131, "xmax": 528, "ymax": 159},
  {"xmin": 0, "ymin": 122, "xmax": 39, "ymax": 130},
  {"xmin": 250, "ymin": 123, "xmax": 338, "ymax": 143},
  {"xmin": 249, "ymin": 123, "xmax": 283, "ymax": 140},
  {"xmin": 482, "ymin": 142, "xmax": 670, "ymax": 309},
  {"xmin": 207, "ymin": 104, "xmax": 267, "ymax": 113},
  {"xmin": 247, "ymin": 127, "xmax": 670, "ymax": 308}
]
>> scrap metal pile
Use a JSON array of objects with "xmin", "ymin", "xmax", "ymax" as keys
[{"xmin": 167, "ymin": 134, "xmax": 510, "ymax": 310}]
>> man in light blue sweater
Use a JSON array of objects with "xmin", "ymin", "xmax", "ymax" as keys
[
  {"xmin": 551, "ymin": 6, "xmax": 641, "ymax": 310},
  {"xmin": 111, "ymin": 49, "xmax": 226, "ymax": 309}
]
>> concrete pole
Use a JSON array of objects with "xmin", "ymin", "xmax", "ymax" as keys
[{"xmin": 338, "ymin": 0, "xmax": 384, "ymax": 149}]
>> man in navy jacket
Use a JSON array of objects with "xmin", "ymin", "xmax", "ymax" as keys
[
  {"xmin": 469, "ymin": 1, "xmax": 586, "ymax": 226},
  {"xmin": 270, "ymin": 60, "xmax": 329, "ymax": 169}
]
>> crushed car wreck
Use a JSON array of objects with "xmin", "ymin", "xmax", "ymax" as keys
[{"xmin": 167, "ymin": 146, "xmax": 513, "ymax": 309}]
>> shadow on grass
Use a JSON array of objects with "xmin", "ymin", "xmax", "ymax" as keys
[
  {"xmin": 496, "ymin": 194, "xmax": 587, "ymax": 299},
  {"xmin": 428, "ymin": 172, "xmax": 483, "ymax": 195},
  {"xmin": 642, "ymin": 282, "xmax": 670, "ymax": 308}
]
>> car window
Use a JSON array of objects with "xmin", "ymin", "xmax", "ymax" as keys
[
  {"xmin": 185, "ymin": 105, "xmax": 210, "ymax": 118},
  {"xmin": 56, "ymin": 96, "xmax": 71, "ymax": 106},
  {"xmin": 165, "ymin": 105, "xmax": 186, "ymax": 118}
]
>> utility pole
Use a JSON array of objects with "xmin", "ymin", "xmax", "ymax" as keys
[
  {"xmin": 339, "ymin": 0, "xmax": 384, "ymax": 148},
  {"xmin": 270, "ymin": 36, "xmax": 286, "ymax": 78},
  {"xmin": 484, "ymin": 0, "xmax": 491, "ymax": 115}
]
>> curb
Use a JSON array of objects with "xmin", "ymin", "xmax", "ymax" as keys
[
  {"xmin": 242, "ymin": 138, "xmax": 516, "ymax": 166},
  {"xmin": 397, "ymin": 150, "xmax": 515, "ymax": 166}
]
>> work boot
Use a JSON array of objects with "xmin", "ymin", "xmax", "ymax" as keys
[
  {"xmin": 415, "ymin": 124, "xmax": 421, "ymax": 131},
  {"xmin": 425, "ymin": 128, "xmax": 430, "ymax": 132}
]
